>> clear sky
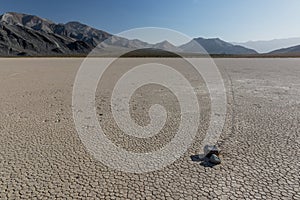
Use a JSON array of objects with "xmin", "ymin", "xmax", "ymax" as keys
[{"xmin": 1, "ymin": 0, "xmax": 300, "ymax": 42}]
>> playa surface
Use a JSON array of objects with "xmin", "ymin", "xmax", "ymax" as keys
[{"xmin": 0, "ymin": 58, "xmax": 299, "ymax": 199}]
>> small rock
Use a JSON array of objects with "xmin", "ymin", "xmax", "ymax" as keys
[
  {"xmin": 209, "ymin": 154, "xmax": 221, "ymax": 164},
  {"xmin": 204, "ymin": 145, "xmax": 221, "ymax": 157}
]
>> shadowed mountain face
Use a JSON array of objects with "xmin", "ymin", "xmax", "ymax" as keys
[
  {"xmin": 52, "ymin": 21, "xmax": 112, "ymax": 47},
  {"xmin": 180, "ymin": 37, "xmax": 258, "ymax": 55},
  {"xmin": 0, "ymin": 12, "xmax": 259, "ymax": 56},
  {"xmin": 0, "ymin": 12, "xmax": 98, "ymax": 56},
  {"xmin": 0, "ymin": 12, "xmax": 54, "ymax": 32},
  {"xmin": 269, "ymin": 44, "xmax": 300, "ymax": 55}
]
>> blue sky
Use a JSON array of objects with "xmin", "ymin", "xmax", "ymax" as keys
[{"xmin": 1, "ymin": 0, "xmax": 300, "ymax": 42}]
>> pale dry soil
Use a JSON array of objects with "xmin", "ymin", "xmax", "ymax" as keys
[{"xmin": 0, "ymin": 58, "xmax": 299, "ymax": 199}]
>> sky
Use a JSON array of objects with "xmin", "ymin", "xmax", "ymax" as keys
[{"xmin": 0, "ymin": 0, "xmax": 300, "ymax": 42}]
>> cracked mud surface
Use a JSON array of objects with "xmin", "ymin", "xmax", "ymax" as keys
[{"xmin": 0, "ymin": 58, "xmax": 299, "ymax": 199}]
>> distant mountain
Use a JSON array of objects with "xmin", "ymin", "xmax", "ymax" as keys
[
  {"xmin": 234, "ymin": 38, "xmax": 300, "ymax": 53},
  {"xmin": 180, "ymin": 37, "xmax": 258, "ymax": 55},
  {"xmin": 0, "ymin": 12, "xmax": 261, "ymax": 56},
  {"xmin": 98, "ymin": 36, "xmax": 150, "ymax": 49},
  {"xmin": 268, "ymin": 44, "xmax": 300, "ymax": 55},
  {"xmin": 152, "ymin": 40, "xmax": 182, "ymax": 52}
]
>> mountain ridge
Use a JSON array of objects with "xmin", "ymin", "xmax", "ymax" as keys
[
  {"xmin": 268, "ymin": 44, "xmax": 300, "ymax": 55},
  {"xmin": 234, "ymin": 37, "xmax": 300, "ymax": 53},
  {"xmin": 3, "ymin": 12, "xmax": 295, "ymax": 56},
  {"xmin": 181, "ymin": 37, "xmax": 258, "ymax": 55}
]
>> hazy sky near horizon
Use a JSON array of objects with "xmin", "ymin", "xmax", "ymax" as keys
[{"xmin": 0, "ymin": 0, "xmax": 300, "ymax": 42}]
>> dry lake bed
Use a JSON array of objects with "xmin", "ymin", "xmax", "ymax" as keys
[{"xmin": 0, "ymin": 58, "xmax": 299, "ymax": 199}]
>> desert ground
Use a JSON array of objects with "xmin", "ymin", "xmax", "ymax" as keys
[{"xmin": 0, "ymin": 58, "xmax": 299, "ymax": 199}]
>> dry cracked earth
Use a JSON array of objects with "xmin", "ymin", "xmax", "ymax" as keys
[{"xmin": 0, "ymin": 58, "xmax": 299, "ymax": 199}]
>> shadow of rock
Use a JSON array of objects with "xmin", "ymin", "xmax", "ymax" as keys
[
  {"xmin": 190, "ymin": 154, "xmax": 219, "ymax": 168},
  {"xmin": 190, "ymin": 154, "xmax": 202, "ymax": 162}
]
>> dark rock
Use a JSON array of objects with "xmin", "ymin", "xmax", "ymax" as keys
[
  {"xmin": 204, "ymin": 145, "xmax": 221, "ymax": 157},
  {"xmin": 209, "ymin": 154, "xmax": 221, "ymax": 165}
]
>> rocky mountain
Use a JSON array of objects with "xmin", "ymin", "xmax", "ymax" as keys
[
  {"xmin": 0, "ymin": 12, "xmax": 54, "ymax": 32},
  {"xmin": 0, "ymin": 12, "xmax": 150, "ymax": 56},
  {"xmin": 0, "ymin": 12, "xmax": 267, "ymax": 56},
  {"xmin": 180, "ymin": 37, "xmax": 258, "ymax": 55},
  {"xmin": 52, "ymin": 21, "xmax": 111, "ymax": 47},
  {"xmin": 268, "ymin": 44, "xmax": 300, "ymax": 55},
  {"xmin": 233, "ymin": 37, "xmax": 300, "ymax": 53},
  {"xmin": 0, "ymin": 12, "xmax": 97, "ymax": 56},
  {"xmin": 0, "ymin": 22, "xmax": 91, "ymax": 56}
]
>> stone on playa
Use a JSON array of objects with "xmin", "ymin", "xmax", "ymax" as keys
[
  {"xmin": 204, "ymin": 145, "xmax": 221, "ymax": 157},
  {"xmin": 209, "ymin": 154, "xmax": 221, "ymax": 164}
]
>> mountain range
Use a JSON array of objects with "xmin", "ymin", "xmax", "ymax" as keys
[
  {"xmin": 233, "ymin": 37, "xmax": 300, "ymax": 53},
  {"xmin": 180, "ymin": 37, "xmax": 257, "ymax": 54},
  {"xmin": 268, "ymin": 45, "xmax": 300, "ymax": 55},
  {"xmin": 1, "ymin": 12, "xmax": 300, "ymax": 56}
]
